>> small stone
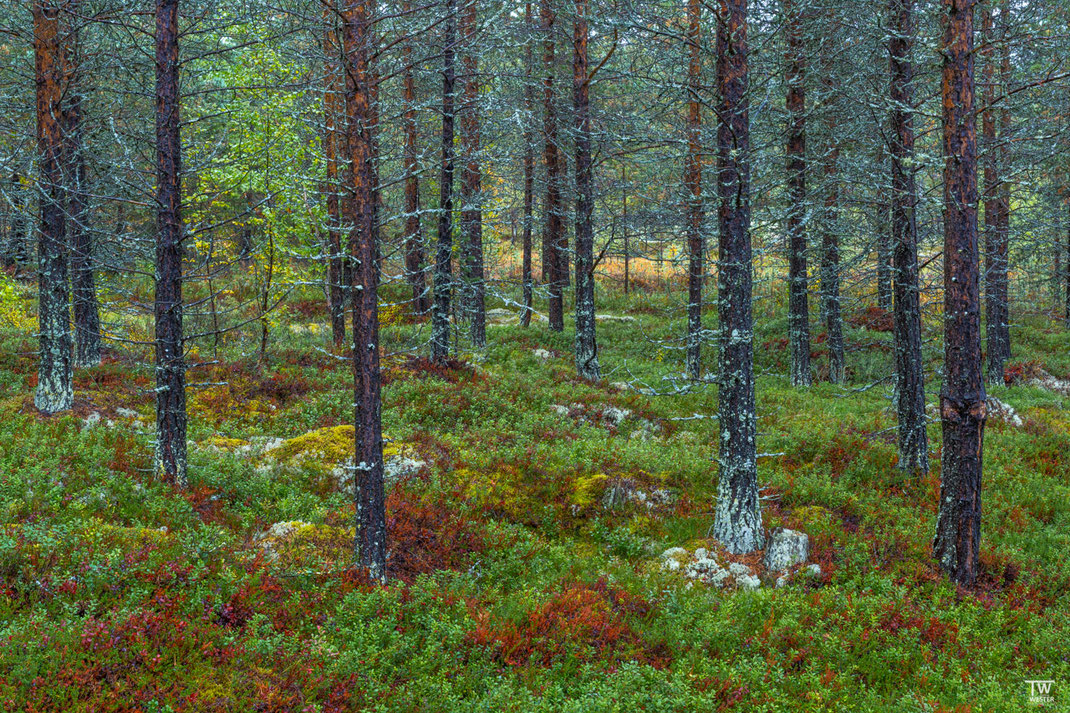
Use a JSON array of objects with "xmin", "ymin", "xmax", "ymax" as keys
[
  {"xmin": 486, "ymin": 308, "xmax": 515, "ymax": 323},
  {"xmin": 384, "ymin": 456, "xmax": 426, "ymax": 483},
  {"xmin": 763, "ymin": 528, "xmax": 810, "ymax": 571},
  {"xmin": 600, "ymin": 406, "xmax": 632, "ymax": 426},
  {"xmin": 985, "ymin": 396, "xmax": 1023, "ymax": 428},
  {"xmin": 805, "ymin": 564, "xmax": 822, "ymax": 577},
  {"xmin": 728, "ymin": 562, "xmax": 752, "ymax": 577},
  {"xmin": 81, "ymin": 412, "xmax": 102, "ymax": 431},
  {"xmin": 662, "ymin": 547, "xmax": 688, "ymax": 561},
  {"xmin": 687, "ymin": 558, "xmax": 731, "ymax": 587}
]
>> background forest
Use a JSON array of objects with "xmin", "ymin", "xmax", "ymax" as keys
[{"xmin": 0, "ymin": 0, "xmax": 1069, "ymax": 710}]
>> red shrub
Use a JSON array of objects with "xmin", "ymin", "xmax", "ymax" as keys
[
  {"xmin": 847, "ymin": 306, "xmax": 894, "ymax": 332},
  {"xmin": 386, "ymin": 489, "xmax": 488, "ymax": 583},
  {"xmin": 466, "ymin": 578, "xmax": 669, "ymax": 669}
]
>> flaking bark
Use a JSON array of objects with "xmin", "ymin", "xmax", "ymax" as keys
[
  {"xmin": 33, "ymin": 0, "xmax": 73, "ymax": 415},
  {"xmin": 342, "ymin": 0, "xmax": 386, "ymax": 581},
  {"xmin": 934, "ymin": 0, "xmax": 986, "ymax": 587},
  {"xmin": 459, "ymin": 0, "xmax": 486, "ymax": 347},
  {"xmin": 572, "ymin": 0, "xmax": 598, "ymax": 380},
  {"xmin": 889, "ymin": 0, "xmax": 929, "ymax": 474},
  {"xmin": 684, "ymin": 0, "xmax": 704, "ymax": 380},
  {"xmin": 712, "ymin": 0, "xmax": 763, "ymax": 556},
  {"xmin": 431, "ymin": 0, "xmax": 456, "ymax": 364},
  {"xmin": 784, "ymin": 0, "xmax": 811, "ymax": 387},
  {"xmin": 153, "ymin": 0, "xmax": 189, "ymax": 487}
]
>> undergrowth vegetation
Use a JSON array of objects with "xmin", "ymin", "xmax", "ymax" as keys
[{"xmin": 0, "ymin": 276, "xmax": 1067, "ymax": 711}]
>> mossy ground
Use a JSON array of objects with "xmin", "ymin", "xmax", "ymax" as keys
[{"xmin": 0, "ymin": 275, "xmax": 1067, "ymax": 712}]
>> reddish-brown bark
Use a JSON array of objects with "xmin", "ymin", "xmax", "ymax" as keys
[{"xmin": 934, "ymin": 0, "xmax": 985, "ymax": 587}]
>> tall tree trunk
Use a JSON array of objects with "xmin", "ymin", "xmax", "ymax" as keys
[
  {"xmin": 712, "ymin": 0, "xmax": 762, "ymax": 555},
  {"xmin": 622, "ymin": 165, "xmax": 629, "ymax": 295},
  {"xmin": 820, "ymin": 77, "xmax": 844, "ymax": 384},
  {"xmin": 63, "ymin": 10, "xmax": 101, "ymax": 369},
  {"xmin": 431, "ymin": 0, "xmax": 456, "ymax": 363},
  {"xmin": 889, "ymin": 0, "xmax": 928, "ymax": 474},
  {"xmin": 984, "ymin": 1, "xmax": 1011, "ymax": 384},
  {"xmin": 342, "ymin": 0, "xmax": 386, "ymax": 581},
  {"xmin": 572, "ymin": 0, "xmax": 598, "ymax": 380},
  {"xmin": 520, "ymin": 1, "xmax": 535, "ymax": 328},
  {"xmin": 33, "ymin": 0, "xmax": 72, "ymax": 415},
  {"xmin": 402, "ymin": 0, "xmax": 428, "ymax": 314},
  {"xmin": 684, "ymin": 0, "xmax": 704, "ymax": 380},
  {"xmin": 459, "ymin": 0, "xmax": 485, "ymax": 347},
  {"xmin": 876, "ymin": 194, "xmax": 893, "ymax": 310},
  {"xmin": 153, "ymin": 0, "xmax": 188, "ymax": 487},
  {"xmin": 784, "ymin": 0, "xmax": 811, "ymax": 387},
  {"xmin": 324, "ymin": 4, "xmax": 346, "ymax": 345},
  {"xmin": 542, "ymin": 0, "xmax": 565, "ymax": 332},
  {"xmin": 934, "ymin": 0, "xmax": 985, "ymax": 587}
]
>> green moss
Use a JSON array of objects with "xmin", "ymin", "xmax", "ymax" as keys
[{"xmin": 570, "ymin": 473, "xmax": 609, "ymax": 507}]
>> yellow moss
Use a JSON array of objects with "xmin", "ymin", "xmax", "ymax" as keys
[
  {"xmin": 204, "ymin": 436, "xmax": 249, "ymax": 450},
  {"xmin": 792, "ymin": 505, "xmax": 832, "ymax": 526},
  {"xmin": 269, "ymin": 425, "xmax": 355, "ymax": 463},
  {"xmin": 570, "ymin": 473, "xmax": 609, "ymax": 507},
  {"xmin": 269, "ymin": 426, "xmax": 405, "ymax": 465},
  {"xmin": 255, "ymin": 520, "xmax": 355, "ymax": 568},
  {"xmin": 458, "ymin": 467, "xmax": 532, "ymax": 518}
]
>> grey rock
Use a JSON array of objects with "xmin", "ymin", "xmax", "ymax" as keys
[
  {"xmin": 686, "ymin": 557, "xmax": 731, "ymax": 587},
  {"xmin": 662, "ymin": 546, "xmax": 689, "ymax": 561},
  {"xmin": 728, "ymin": 562, "xmax": 752, "ymax": 577},
  {"xmin": 763, "ymin": 528, "xmax": 810, "ymax": 571}
]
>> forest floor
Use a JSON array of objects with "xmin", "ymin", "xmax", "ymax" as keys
[{"xmin": 0, "ymin": 275, "xmax": 1068, "ymax": 712}]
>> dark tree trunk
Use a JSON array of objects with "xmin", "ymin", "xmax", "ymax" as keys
[
  {"xmin": 934, "ymin": 0, "xmax": 986, "ymax": 587},
  {"xmin": 431, "ymin": 0, "xmax": 456, "ymax": 363},
  {"xmin": 572, "ymin": 0, "xmax": 598, "ymax": 380},
  {"xmin": 324, "ymin": 4, "xmax": 346, "ymax": 345},
  {"xmin": 712, "ymin": 0, "xmax": 762, "ymax": 555},
  {"xmin": 983, "ymin": 1, "xmax": 1011, "ymax": 384},
  {"xmin": 684, "ymin": 0, "xmax": 704, "ymax": 380},
  {"xmin": 820, "ymin": 78, "xmax": 844, "ymax": 384},
  {"xmin": 784, "ymin": 0, "xmax": 811, "ymax": 387},
  {"xmin": 402, "ymin": 0, "xmax": 428, "ymax": 315},
  {"xmin": 342, "ymin": 0, "xmax": 386, "ymax": 581},
  {"xmin": 542, "ymin": 0, "xmax": 565, "ymax": 332},
  {"xmin": 889, "ymin": 0, "xmax": 929, "ymax": 475},
  {"xmin": 33, "ymin": 0, "xmax": 72, "ymax": 415},
  {"xmin": 62, "ymin": 13, "xmax": 100, "ymax": 369},
  {"xmin": 877, "ymin": 195, "xmax": 893, "ymax": 311},
  {"xmin": 520, "ymin": 1, "xmax": 535, "ymax": 328},
  {"xmin": 459, "ymin": 0, "xmax": 485, "ymax": 347},
  {"xmin": 154, "ymin": 0, "xmax": 188, "ymax": 487},
  {"xmin": 622, "ymin": 166, "xmax": 629, "ymax": 295}
]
